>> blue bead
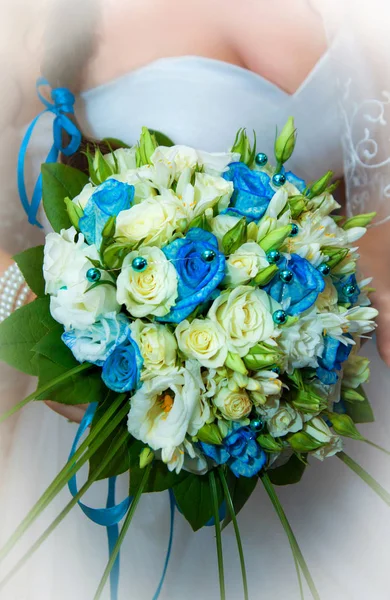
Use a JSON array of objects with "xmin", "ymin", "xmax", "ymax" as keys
[
  {"xmin": 201, "ymin": 249, "xmax": 216, "ymax": 263},
  {"xmin": 132, "ymin": 256, "xmax": 148, "ymax": 272},
  {"xmin": 318, "ymin": 263, "xmax": 331, "ymax": 276},
  {"xmin": 267, "ymin": 250, "xmax": 281, "ymax": 264},
  {"xmin": 255, "ymin": 152, "xmax": 268, "ymax": 167},
  {"xmin": 343, "ymin": 283, "xmax": 357, "ymax": 297},
  {"xmin": 290, "ymin": 223, "xmax": 299, "ymax": 236},
  {"xmin": 272, "ymin": 173, "xmax": 286, "ymax": 187},
  {"xmin": 86, "ymin": 268, "xmax": 101, "ymax": 283},
  {"xmin": 273, "ymin": 309, "xmax": 287, "ymax": 325},
  {"xmin": 270, "ymin": 366, "xmax": 280, "ymax": 375},
  {"xmin": 280, "ymin": 269, "xmax": 293, "ymax": 284},
  {"xmin": 250, "ymin": 418, "xmax": 264, "ymax": 432}
]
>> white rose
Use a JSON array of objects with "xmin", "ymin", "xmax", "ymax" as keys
[
  {"xmin": 43, "ymin": 227, "xmax": 96, "ymax": 295},
  {"xmin": 127, "ymin": 364, "xmax": 201, "ymax": 451},
  {"xmin": 278, "ymin": 308, "xmax": 324, "ymax": 370},
  {"xmin": 311, "ymin": 436, "xmax": 343, "ymax": 460},
  {"xmin": 72, "ymin": 183, "xmax": 95, "ymax": 210},
  {"xmin": 115, "ymin": 193, "xmax": 185, "ymax": 247},
  {"xmin": 305, "ymin": 417, "xmax": 344, "ymax": 460},
  {"xmin": 191, "ymin": 173, "xmax": 233, "ymax": 219},
  {"xmin": 151, "ymin": 145, "xmax": 239, "ymax": 176},
  {"xmin": 211, "ymin": 214, "xmax": 241, "ymax": 244},
  {"xmin": 130, "ymin": 319, "xmax": 178, "ymax": 379},
  {"xmin": 208, "ymin": 285, "xmax": 275, "ymax": 357},
  {"xmin": 212, "ymin": 385, "xmax": 252, "ymax": 421},
  {"xmin": 50, "ymin": 281, "xmax": 119, "ymax": 330},
  {"xmin": 267, "ymin": 403, "xmax": 303, "ymax": 437},
  {"xmin": 116, "ymin": 247, "xmax": 178, "ymax": 318},
  {"xmin": 103, "ymin": 147, "xmax": 137, "ymax": 173},
  {"xmin": 225, "ymin": 242, "xmax": 269, "ymax": 286},
  {"xmin": 175, "ymin": 318, "xmax": 227, "ymax": 368}
]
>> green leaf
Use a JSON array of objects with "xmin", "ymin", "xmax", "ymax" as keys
[
  {"xmin": 14, "ymin": 245, "xmax": 45, "ymax": 297},
  {"xmin": 102, "ymin": 137, "xmax": 131, "ymax": 149},
  {"xmin": 41, "ymin": 163, "xmax": 89, "ymax": 232},
  {"xmin": 222, "ymin": 471, "xmax": 257, "ymax": 530},
  {"xmin": 0, "ymin": 297, "xmax": 57, "ymax": 375},
  {"xmin": 344, "ymin": 388, "xmax": 375, "ymax": 424},
  {"xmin": 149, "ymin": 130, "xmax": 175, "ymax": 147},
  {"xmin": 268, "ymin": 454, "xmax": 307, "ymax": 486},
  {"xmin": 173, "ymin": 472, "xmax": 224, "ymax": 531},
  {"xmin": 222, "ymin": 218, "xmax": 247, "ymax": 255}
]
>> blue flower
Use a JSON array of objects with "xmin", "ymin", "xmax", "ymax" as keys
[
  {"xmin": 79, "ymin": 179, "xmax": 134, "ymax": 247},
  {"xmin": 101, "ymin": 329, "xmax": 143, "ymax": 393},
  {"xmin": 284, "ymin": 170, "xmax": 306, "ymax": 193},
  {"xmin": 264, "ymin": 254, "xmax": 325, "ymax": 315},
  {"xmin": 62, "ymin": 312, "xmax": 129, "ymax": 366},
  {"xmin": 316, "ymin": 335, "xmax": 352, "ymax": 385},
  {"xmin": 157, "ymin": 228, "xmax": 225, "ymax": 323},
  {"xmin": 222, "ymin": 162, "xmax": 275, "ymax": 222},
  {"xmin": 200, "ymin": 423, "xmax": 266, "ymax": 478},
  {"xmin": 334, "ymin": 274, "xmax": 360, "ymax": 305}
]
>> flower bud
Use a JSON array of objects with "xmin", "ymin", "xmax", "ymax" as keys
[
  {"xmin": 274, "ymin": 117, "xmax": 296, "ymax": 165},
  {"xmin": 288, "ymin": 431, "xmax": 324, "ymax": 452},
  {"xmin": 222, "ymin": 218, "xmax": 247, "ymax": 254},
  {"xmin": 225, "ymin": 352, "xmax": 248, "ymax": 375},
  {"xmin": 343, "ymin": 212, "xmax": 376, "ymax": 230},
  {"xmin": 64, "ymin": 197, "xmax": 83, "ymax": 230},
  {"xmin": 92, "ymin": 147, "xmax": 116, "ymax": 183},
  {"xmin": 328, "ymin": 413, "xmax": 364, "ymax": 440},
  {"xmin": 196, "ymin": 423, "xmax": 224, "ymax": 445},
  {"xmin": 259, "ymin": 225, "xmax": 291, "ymax": 253},
  {"xmin": 102, "ymin": 215, "xmax": 116, "ymax": 240},
  {"xmin": 231, "ymin": 128, "xmax": 255, "ymax": 165},
  {"xmin": 341, "ymin": 387, "xmax": 366, "ymax": 402},
  {"xmin": 246, "ymin": 221, "xmax": 258, "ymax": 241},
  {"xmin": 257, "ymin": 433, "xmax": 283, "ymax": 452},
  {"xmin": 137, "ymin": 126, "xmax": 158, "ymax": 166},
  {"xmin": 243, "ymin": 342, "xmax": 282, "ymax": 371},
  {"xmin": 321, "ymin": 246, "xmax": 350, "ymax": 268},
  {"xmin": 308, "ymin": 170, "xmax": 333, "ymax": 198},
  {"xmin": 291, "ymin": 388, "xmax": 327, "ymax": 413},
  {"xmin": 251, "ymin": 264, "xmax": 279, "ymax": 287},
  {"xmin": 288, "ymin": 195, "xmax": 307, "ymax": 219},
  {"xmin": 139, "ymin": 447, "xmax": 154, "ymax": 469}
]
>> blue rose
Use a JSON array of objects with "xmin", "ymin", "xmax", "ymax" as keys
[
  {"xmin": 334, "ymin": 274, "xmax": 360, "ymax": 305},
  {"xmin": 62, "ymin": 312, "xmax": 129, "ymax": 366},
  {"xmin": 284, "ymin": 170, "xmax": 306, "ymax": 193},
  {"xmin": 157, "ymin": 228, "xmax": 225, "ymax": 323},
  {"xmin": 222, "ymin": 162, "xmax": 275, "ymax": 222},
  {"xmin": 200, "ymin": 423, "xmax": 266, "ymax": 478},
  {"xmin": 101, "ymin": 329, "xmax": 143, "ymax": 393},
  {"xmin": 263, "ymin": 254, "xmax": 325, "ymax": 315},
  {"xmin": 316, "ymin": 335, "xmax": 352, "ymax": 385},
  {"xmin": 79, "ymin": 179, "xmax": 134, "ymax": 247}
]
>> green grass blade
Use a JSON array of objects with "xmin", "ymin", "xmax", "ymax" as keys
[
  {"xmin": 363, "ymin": 439, "xmax": 390, "ymax": 456},
  {"xmin": 337, "ymin": 451, "xmax": 390, "ymax": 505},
  {"xmin": 0, "ymin": 363, "xmax": 92, "ymax": 424},
  {"xmin": 0, "ymin": 396, "xmax": 128, "ymax": 561},
  {"xmin": 261, "ymin": 473, "xmax": 320, "ymax": 600},
  {"xmin": 0, "ymin": 430, "xmax": 129, "ymax": 591},
  {"xmin": 93, "ymin": 463, "xmax": 152, "ymax": 600},
  {"xmin": 209, "ymin": 470, "xmax": 226, "ymax": 600},
  {"xmin": 218, "ymin": 469, "xmax": 248, "ymax": 600}
]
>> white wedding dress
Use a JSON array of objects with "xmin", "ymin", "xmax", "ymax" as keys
[{"xmin": 1, "ymin": 54, "xmax": 390, "ymax": 600}]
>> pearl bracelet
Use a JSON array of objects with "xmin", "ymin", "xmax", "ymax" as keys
[{"xmin": 0, "ymin": 263, "xmax": 30, "ymax": 323}]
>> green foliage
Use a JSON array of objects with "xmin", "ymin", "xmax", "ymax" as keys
[
  {"xmin": 149, "ymin": 129, "xmax": 175, "ymax": 147},
  {"xmin": 41, "ymin": 163, "xmax": 89, "ymax": 232},
  {"xmin": 0, "ymin": 297, "xmax": 57, "ymax": 375},
  {"xmin": 267, "ymin": 453, "xmax": 307, "ymax": 486},
  {"xmin": 173, "ymin": 471, "xmax": 224, "ymax": 531},
  {"xmin": 343, "ymin": 386, "xmax": 375, "ymax": 424},
  {"xmin": 14, "ymin": 245, "xmax": 45, "ymax": 297}
]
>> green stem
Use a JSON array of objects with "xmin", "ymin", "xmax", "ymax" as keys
[
  {"xmin": 93, "ymin": 463, "xmax": 152, "ymax": 600},
  {"xmin": 0, "ymin": 363, "xmax": 93, "ymax": 424},
  {"xmin": 0, "ymin": 395, "xmax": 128, "ymax": 561},
  {"xmin": 337, "ymin": 451, "xmax": 390, "ymax": 505},
  {"xmin": 218, "ymin": 469, "xmax": 248, "ymax": 600},
  {"xmin": 261, "ymin": 473, "xmax": 320, "ymax": 600},
  {"xmin": 0, "ymin": 430, "xmax": 129, "ymax": 591},
  {"xmin": 363, "ymin": 439, "xmax": 390, "ymax": 456},
  {"xmin": 209, "ymin": 470, "xmax": 225, "ymax": 600}
]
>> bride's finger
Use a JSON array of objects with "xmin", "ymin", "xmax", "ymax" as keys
[{"xmin": 44, "ymin": 401, "xmax": 89, "ymax": 423}]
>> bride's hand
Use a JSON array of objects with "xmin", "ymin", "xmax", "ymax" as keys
[{"xmin": 357, "ymin": 221, "xmax": 390, "ymax": 366}]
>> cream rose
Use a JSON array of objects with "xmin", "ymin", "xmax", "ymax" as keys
[
  {"xmin": 267, "ymin": 403, "xmax": 303, "ymax": 437},
  {"xmin": 115, "ymin": 193, "xmax": 185, "ymax": 247},
  {"xmin": 225, "ymin": 242, "xmax": 269, "ymax": 286},
  {"xmin": 208, "ymin": 285, "xmax": 275, "ymax": 357},
  {"xmin": 116, "ymin": 247, "xmax": 178, "ymax": 318},
  {"xmin": 103, "ymin": 147, "xmax": 137, "ymax": 173},
  {"xmin": 212, "ymin": 385, "xmax": 252, "ymax": 421},
  {"xmin": 71, "ymin": 183, "xmax": 95, "ymax": 210},
  {"xmin": 175, "ymin": 318, "xmax": 227, "ymax": 368},
  {"xmin": 130, "ymin": 319, "xmax": 178, "ymax": 379},
  {"xmin": 191, "ymin": 173, "xmax": 233, "ymax": 218},
  {"xmin": 305, "ymin": 417, "xmax": 343, "ymax": 460}
]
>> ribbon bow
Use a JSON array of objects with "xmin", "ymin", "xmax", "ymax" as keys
[{"xmin": 17, "ymin": 76, "xmax": 82, "ymax": 227}]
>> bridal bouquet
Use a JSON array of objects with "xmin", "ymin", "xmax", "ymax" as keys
[{"xmin": 0, "ymin": 119, "xmax": 384, "ymax": 599}]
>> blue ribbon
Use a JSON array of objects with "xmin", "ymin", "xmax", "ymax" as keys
[
  {"xmin": 17, "ymin": 77, "xmax": 82, "ymax": 227},
  {"xmin": 68, "ymin": 403, "xmax": 175, "ymax": 599}
]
